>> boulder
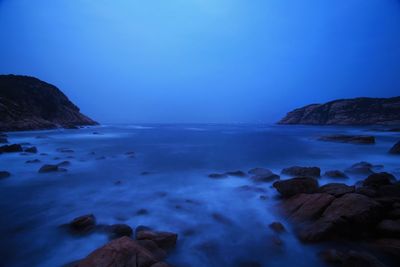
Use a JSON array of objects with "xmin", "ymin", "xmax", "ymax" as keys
[
  {"xmin": 282, "ymin": 193, "xmax": 335, "ymax": 222},
  {"xmin": 249, "ymin": 168, "xmax": 280, "ymax": 183},
  {"xmin": 324, "ymin": 170, "xmax": 348, "ymax": 178},
  {"xmin": 136, "ymin": 230, "xmax": 178, "ymax": 250},
  {"xmin": 371, "ymin": 238, "xmax": 400, "ymax": 261},
  {"xmin": 225, "ymin": 170, "xmax": 247, "ymax": 177},
  {"xmin": 76, "ymin": 237, "xmax": 158, "ymax": 267},
  {"xmin": 273, "ymin": 177, "xmax": 319, "ymax": 198},
  {"xmin": 346, "ymin": 162, "xmax": 375, "ymax": 175},
  {"xmin": 299, "ymin": 193, "xmax": 382, "ymax": 242},
  {"xmin": 363, "ymin": 172, "xmax": 395, "ymax": 188},
  {"xmin": 69, "ymin": 214, "xmax": 96, "ymax": 233},
  {"xmin": 24, "ymin": 146, "xmax": 38, "ymax": 153},
  {"xmin": 108, "ymin": 224, "xmax": 134, "ymax": 238},
  {"xmin": 0, "ymin": 171, "xmax": 11, "ymax": 179},
  {"xmin": 377, "ymin": 219, "xmax": 400, "ymax": 236},
  {"xmin": 389, "ymin": 141, "xmax": 400, "ymax": 154},
  {"xmin": 281, "ymin": 166, "xmax": 320, "ymax": 177},
  {"xmin": 318, "ymin": 135, "xmax": 375, "ymax": 144},
  {"xmin": 377, "ymin": 183, "xmax": 400, "ymax": 198},
  {"xmin": 269, "ymin": 222, "xmax": 286, "ymax": 233},
  {"xmin": 0, "ymin": 144, "xmax": 22, "ymax": 153},
  {"xmin": 38, "ymin": 164, "xmax": 63, "ymax": 173},
  {"xmin": 208, "ymin": 173, "xmax": 228, "ymax": 179},
  {"xmin": 319, "ymin": 183, "xmax": 355, "ymax": 197}
]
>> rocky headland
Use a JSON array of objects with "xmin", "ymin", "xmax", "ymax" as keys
[
  {"xmin": 279, "ymin": 96, "xmax": 400, "ymax": 125},
  {"xmin": 0, "ymin": 74, "xmax": 98, "ymax": 131}
]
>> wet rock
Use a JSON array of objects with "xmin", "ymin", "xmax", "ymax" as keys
[
  {"xmin": 356, "ymin": 187, "xmax": 377, "ymax": 198},
  {"xmin": 0, "ymin": 144, "xmax": 23, "ymax": 153},
  {"xmin": 273, "ymin": 177, "xmax": 319, "ymax": 198},
  {"xmin": 319, "ymin": 183, "xmax": 355, "ymax": 197},
  {"xmin": 319, "ymin": 249, "xmax": 387, "ymax": 267},
  {"xmin": 250, "ymin": 168, "xmax": 280, "ymax": 183},
  {"xmin": 76, "ymin": 237, "xmax": 158, "ymax": 267},
  {"xmin": 281, "ymin": 166, "xmax": 320, "ymax": 177},
  {"xmin": 346, "ymin": 161, "xmax": 375, "ymax": 175},
  {"xmin": 208, "ymin": 173, "xmax": 228, "ymax": 179},
  {"xmin": 377, "ymin": 219, "xmax": 400, "ymax": 236},
  {"xmin": 389, "ymin": 141, "xmax": 400, "ymax": 154},
  {"xmin": 136, "ymin": 209, "xmax": 149, "ymax": 215},
  {"xmin": 212, "ymin": 213, "xmax": 234, "ymax": 225},
  {"xmin": 364, "ymin": 172, "xmax": 395, "ymax": 188},
  {"xmin": 26, "ymin": 159, "xmax": 41, "ymax": 164},
  {"xmin": 299, "ymin": 193, "xmax": 382, "ymax": 242},
  {"xmin": 150, "ymin": 262, "xmax": 171, "ymax": 267},
  {"xmin": 69, "ymin": 214, "xmax": 96, "ymax": 234},
  {"xmin": 225, "ymin": 170, "xmax": 247, "ymax": 177},
  {"xmin": 371, "ymin": 238, "xmax": 400, "ymax": 261},
  {"xmin": 38, "ymin": 164, "xmax": 65, "ymax": 173},
  {"xmin": 137, "ymin": 240, "xmax": 168, "ymax": 261},
  {"xmin": 0, "ymin": 171, "xmax": 11, "ymax": 179},
  {"xmin": 57, "ymin": 161, "xmax": 71, "ymax": 167},
  {"xmin": 283, "ymin": 193, "xmax": 335, "ymax": 222},
  {"xmin": 236, "ymin": 185, "xmax": 266, "ymax": 193},
  {"xmin": 318, "ymin": 134, "xmax": 375, "ymax": 144},
  {"xmin": 24, "ymin": 146, "xmax": 38, "ymax": 153},
  {"xmin": 108, "ymin": 224, "xmax": 133, "ymax": 238},
  {"xmin": 324, "ymin": 170, "xmax": 348, "ymax": 178},
  {"xmin": 269, "ymin": 222, "xmax": 286, "ymax": 233},
  {"xmin": 136, "ymin": 229, "xmax": 178, "ymax": 250},
  {"xmin": 0, "ymin": 137, "xmax": 8, "ymax": 143},
  {"xmin": 377, "ymin": 183, "xmax": 400, "ymax": 198}
]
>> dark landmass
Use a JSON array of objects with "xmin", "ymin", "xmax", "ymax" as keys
[
  {"xmin": 0, "ymin": 74, "xmax": 98, "ymax": 131},
  {"xmin": 318, "ymin": 134, "xmax": 376, "ymax": 144},
  {"xmin": 279, "ymin": 96, "xmax": 400, "ymax": 125}
]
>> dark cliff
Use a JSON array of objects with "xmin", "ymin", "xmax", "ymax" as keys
[
  {"xmin": 278, "ymin": 97, "xmax": 400, "ymax": 125},
  {"xmin": 0, "ymin": 75, "xmax": 98, "ymax": 131}
]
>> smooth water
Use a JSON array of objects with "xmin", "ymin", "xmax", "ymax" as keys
[{"xmin": 0, "ymin": 124, "xmax": 399, "ymax": 267}]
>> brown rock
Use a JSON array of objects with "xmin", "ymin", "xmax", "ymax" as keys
[
  {"xmin": 69, "ymin": 214, "xmax": 96, "ymax": 233},
  {"xmin": 364, "ymin": 172, "xmax": 395, "ymax": 188},
  {"xmin": 283, "ymin": 193, "xmax": 335, "ymax": 222},
  {"xmin": 319, "ymin": 183, "xmax": 355, "ymax": 197},
  {"xmin": 273, "ymin": 177, "xmax": 319, "ymax": 198},
  {"xmin": 109, "ymin": 224, "xmax": 134, "ymax": 238},
  {"xmin": 77, "ymin": 237, "xmax": 158, "ymax": 267},
  {"xmin": 281, "ymin": 166, "xmax": 320, "ymax": 177},
  {"xmin": 136, "ymin": 230, "xmax": 178, "ymax": 250}
]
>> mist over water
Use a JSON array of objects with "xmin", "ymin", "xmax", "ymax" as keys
[
  {"xmin": 0, "ymin": 124, "xmax": 399, "ymax": 266},
  {"xmin": 1, "ymin": 0, "xmax": 400, "ymax": 123}
]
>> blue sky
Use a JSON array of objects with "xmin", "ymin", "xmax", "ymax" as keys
[{"xmin": 0, "ymin": 0, "xmax": 399, "ymax": 123}]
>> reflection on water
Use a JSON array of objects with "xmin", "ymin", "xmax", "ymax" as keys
[{"xmin": 0, "ymin": 124, "xmax": 398, "ymax": 267}]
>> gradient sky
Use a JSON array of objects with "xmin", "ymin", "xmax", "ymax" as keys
[{"xmin": 0, "ymin": 0, "xmax": 399, "ymax": 123}]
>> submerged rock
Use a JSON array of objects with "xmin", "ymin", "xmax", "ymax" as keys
[
  {"xmin": 225, "ymin": 170, "xmax": 247, "ymax": 177},
  {"xmin": 249, "ymin": 168, "xmax": 280, "ymax": 183},
  {"xmin": 208, "ymin": 173, "xmax": 228, "ymax": 179},
  {"xmin": 0, "ymin": 144, "xmax": 22, "ymax": 153},
  {"xmin": 324, "ymin": 170, "xmax": 348, "ymax": 178},
  {"xmin": 318, "ymin": 135, "xmax": 375, "ymax": 144},
  {"xmin": 346, "ymin": 161, "xmax": 376, "ymax": 175},
  {"xmin": 273, "ymin": 177, "xmax": 319, "ymax": 198},
  {"xmin": 24, "ymin": 146, "xmax": 38, "ymax": 153},
  {"xmin": 269, "ymin": 222, "xmax": 286, "ymax": 233},
  {"xmin": 38, "ymin": 164, "xmax": 65, "ymax": 173},
  {"xmin": 0, "ymin": 137, "xmax": 8, "ymax": 143},
  {"xmin": 26, "ymin": 159, "xmax": 41, "ymax": 164},
  {"xmin": 281, "ymin": 166, "xmax": 320, "ymax": 177},
  {"xmin": 69, "ymin": 214, "xmax": 96, "ymax": 234},
  {"xmin": 0, "ymin": 171, "xmax": 11, "ymax": 179},
  {"xmin": 389, "ymin": 141, "xmax": 400, "ymax": 154}
]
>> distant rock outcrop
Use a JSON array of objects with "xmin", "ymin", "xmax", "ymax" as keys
[
  {"xmin": 279, "ymin": 97, "xmax": 400, "ymax": 125},
  {"xmin": 0, "ymin": 75, "xmax": 98, "ymax": 131}
]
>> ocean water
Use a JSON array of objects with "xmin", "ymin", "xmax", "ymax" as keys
[{"xmin": 0, "ymin": 124, "xmax": 399, "ymax": 267}]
